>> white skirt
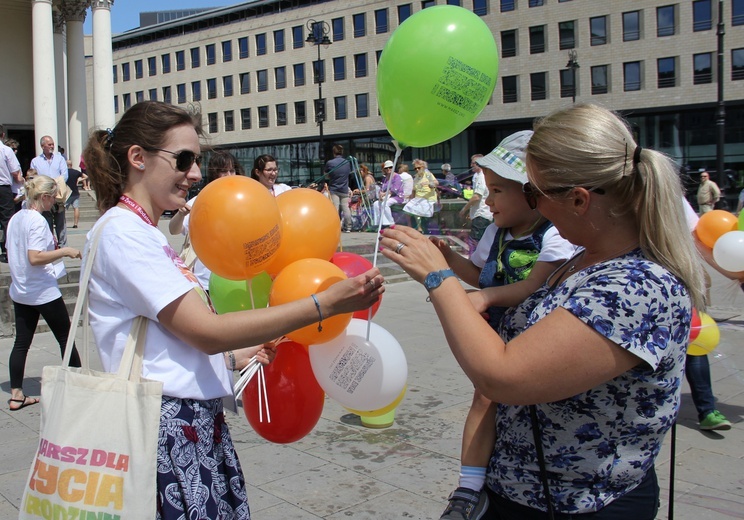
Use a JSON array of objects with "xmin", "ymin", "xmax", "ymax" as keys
[{"xmin": 403, "ymin": 197, "xmax": 435, "ymax": 218}]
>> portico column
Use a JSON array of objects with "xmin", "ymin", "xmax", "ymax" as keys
[
  {"xmin": 53, "ymin": 11, "xmax": 69, "ymax": 156},
  {"xmin": 62, "ymin": 1, "xmax": 90, "ymax": 167},
  {"xmin": 31, "ymin": 0, "xmax": 58, "ymax": 153},
  {"xmin": 92, "ymin": 0, "xmax": 115, "ymax": 129}
]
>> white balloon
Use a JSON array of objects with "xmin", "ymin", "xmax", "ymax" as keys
[
  {"xmin": 309, "ymin": 319, "xmax": 408, "ymax": 411},
  {"xmin": 713, "ymin": 230, "xmax": 744, "ymax": 272}
]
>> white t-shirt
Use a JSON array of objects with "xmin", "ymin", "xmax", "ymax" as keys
[
  {"xmin": 470, "ymin": 222, "xmax": 577, "ymax": 269},
  {"xmin": 182, "ymin": 194, "xmax": 212, "ymax": 289},
  {"xmin": 272, "ymin": 183, "xmax": 292, "ymax": 196},
  {"xmin": 7, "ymin": 209, "xmax": 62, "ymax": 305},
  {"xmin": 399, "ymin": 172, "xmax": 414, "ymax": 198},
  {"xmin": 85, "ymin": 207, "xmax": 232, "ymax": 400},
  {"xmin": 470, "ymin": 170, "xmax": 493, "ymax": 221}
]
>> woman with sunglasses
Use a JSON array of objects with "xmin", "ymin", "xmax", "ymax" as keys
[
  {"xmin": 6, "ymin": 175, "xmax": 82, "ymax": 411},
  {"xmin": 251, "ymin": 154, "xmax": 291, "ymax": 196},
  {"xmin": 403, "ymin": 159, "xmax": 439, "ymax": 234},
  {"xmin": 382, "ymin": 104, "xmax": 703, "ymax": 519},
  {"xmin": 83, "ymin": 101, "xmax": 384, "ymax": 519}
]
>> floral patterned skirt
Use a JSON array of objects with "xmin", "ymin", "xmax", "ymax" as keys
[{"xmin": 157, "ymin": 396, "xmax": 250, "ymax": 520}]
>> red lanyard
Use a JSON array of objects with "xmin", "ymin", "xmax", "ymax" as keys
[{"xmin": 118, "ymin": 195, "xmax": 155, "ymax": 227}]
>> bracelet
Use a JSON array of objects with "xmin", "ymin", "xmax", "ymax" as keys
[
  {"xmin": 310, "ymin": 293, "xmax": 323, "ymax": 332},
  {"xmin": 226, "ymin": 350, "xmax": 236, "ymax": 371}
]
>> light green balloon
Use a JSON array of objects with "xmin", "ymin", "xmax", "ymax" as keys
[
  {"xmin": 739, "ymin": 210, "xmax": 744, "ymax": 231},
  {"xmin": 209, "ymin": 271, "xmax": 272, "ymax": 314},
  {"xmin": 376, "ymin": 5, "xmax": 499, "ymax": 148}
]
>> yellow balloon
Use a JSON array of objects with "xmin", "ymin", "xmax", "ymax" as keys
[
  {"xmin": 345, "ymin": 385, "xmax": 407, "ymax": 418},
  {"xmin": 688, "ymin": 312, "xmax": 720, "ymax": 356}
]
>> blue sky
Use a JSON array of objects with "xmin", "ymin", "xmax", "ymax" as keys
[{"xmin": 83, "ymin": 1, "xmax": 229, "ymax": 35}]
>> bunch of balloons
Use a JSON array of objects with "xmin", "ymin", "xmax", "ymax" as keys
[
  {"xmin": 188, "ymin": 179, "xmax": 407, "ymax": 443},
  {"xmin": 696, "ymin": 209, "xmax": 744, "ymax": 272}
]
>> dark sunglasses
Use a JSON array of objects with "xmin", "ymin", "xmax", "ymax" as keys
[
  {"xmin": 522, "ymin": 182, "xmax": 605, "ymax": 210},
  {"xmin": 147, "ymin": 147, "xmax": 202, "ymax": 172}
]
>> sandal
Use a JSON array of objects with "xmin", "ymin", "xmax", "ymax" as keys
[{"xmin": 8, "ymin": 395, "xmax": 39, "ymax": 411}]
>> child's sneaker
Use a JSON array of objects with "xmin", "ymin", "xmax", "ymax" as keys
[
  {"xmin": 440, "ymin": 487, "xmax": 489, "ymax": 520},
  {"xmin": 699, "ymin": 410, "xmax": 732, "ymax": 431}
]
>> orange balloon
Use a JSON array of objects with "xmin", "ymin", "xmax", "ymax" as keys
[
  {"xmin": 269, "ymin": 258, "xmax": 352, "ymax": 345},
  {"xmin": 695, "ymin": 210, "xmax": 738, "ymax": 249},
  {"xmin": 190, "ymin": 177, "xmax": 281, "ymax": 280},
  {"xmin": 265, "ymin": 188, "xmax": 342, "ymax": 277}
]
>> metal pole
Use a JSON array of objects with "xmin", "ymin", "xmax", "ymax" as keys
[
  {"xmin": 716, "ymin": 0, "xmax": 726, "ymax": 187},
  {"xmin": 318, "ymin": 42, "xmax": 324, "ymax": 164}
]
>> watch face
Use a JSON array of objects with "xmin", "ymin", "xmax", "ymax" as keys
[{"xmin": 425, "ymin": 271, "xmax": 442, "ymax": 291}]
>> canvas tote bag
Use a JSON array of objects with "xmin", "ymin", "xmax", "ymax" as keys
[
  {"xmin": 19, "ymin": 219, "xmax": 163, "ymax": 519},
  {"xmin": 53, "ymin": 175, "xmax": 71, "ymax": 204}
]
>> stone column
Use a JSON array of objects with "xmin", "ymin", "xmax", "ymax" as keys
[
  {"xmin": 92, "ymin": 0, "xmax": 115, "ymax": 129},
  {"xmin": 32, "ymin": 0, "xmax": 58, "ymax": 153},
  {"xmin": 62, "ymin": 1, "xmax": 90, "ymax": 167},
  {"xmin": 53, "ymin": 10, "xmax": 69, "ymax": 156}
]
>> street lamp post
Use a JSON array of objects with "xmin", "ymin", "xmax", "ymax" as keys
[
  {"xmin": 306, "ymin": 19, "xmax": 332, "ymax": 164},
  {"xmin": 566, "ymin": 50, "xmax": 580, "ymax": 103},
  {"xmin": 715, "ymin": 0, "xmax": 726, "ymax": 188}
]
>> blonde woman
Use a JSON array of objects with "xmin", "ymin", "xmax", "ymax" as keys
[
  {"xmin": 403, "ymin": 159, "xmax": 439, "ymax": 233},
  {"xmin": 6, "ymin": 175, "xmax": 82, "ymax": 411}
]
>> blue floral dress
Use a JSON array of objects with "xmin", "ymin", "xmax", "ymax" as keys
[{"xmin": 488, "ymin": 249, "xmax": 692, "ymax": 514}]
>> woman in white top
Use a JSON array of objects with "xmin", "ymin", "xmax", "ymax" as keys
[
  {"xmin": 82, "ymin": 101, "xmax": 383, "ymax": 519},
  {"xmin": 251, "ymin": 154, "xmax": 292, "ymax": 196},
  {"xmin": 6, "ymin": 175, "xmax": 82, "ymax": 411}
]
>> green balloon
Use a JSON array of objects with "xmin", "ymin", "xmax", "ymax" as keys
[
  {"xmin": 376, "ymin": 6, "xmax": 498, "ymax": 148},
  {"xmin": 209, "ymin": 271, "xmax": 272, "ymax": 314},
  {"xmin": 739, "ymin": 210, "xmax": 744, "ymax": 231}
]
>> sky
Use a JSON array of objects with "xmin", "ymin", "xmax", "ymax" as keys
[{"xmin": 83, "ymin": 1, "xmax": 230, "ymax": 35}]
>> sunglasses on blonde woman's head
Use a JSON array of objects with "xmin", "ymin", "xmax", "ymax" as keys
[
  {"xmin": 145, "ymin": 148, "xmax": 202, "ymax": 172},
  {"xmin": 522, "ymin": 182, "xmax": 605, "ymax": 210}
]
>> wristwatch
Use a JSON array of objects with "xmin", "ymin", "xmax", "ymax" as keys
[{"xmin": 424, "ymin": 269, "xmax": 455, "ymax": 292}]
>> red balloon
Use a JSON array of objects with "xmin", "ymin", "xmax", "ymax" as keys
[
  {"xmin": 242, "ymin": 341, "xmax": 325, "ymax": 444},
  {"xmin": 331, "ymin": 252, "xmax": 382, "ymax": 320},
  {"xmin": 689, "ymin": 308, "xmax": 702, "ymax": 341}
]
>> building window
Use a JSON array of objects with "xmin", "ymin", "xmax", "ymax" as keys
[
  {"xmin": 148, "ymin": 88, "xmax": 157, "ymax": 101},
  {"xmin": 314, "ymin": 99, "xmax": 326, "ymax": 123},
  {"xmin": 135, "ymin": 60, "xmax": 143, "ymax": 79},
  {"xmin": 136, "ymin": 91, "xmax": 144, "ymax": 103},
  {"xmin": 113, "ymin": 65, "xmax": 117, "ymax": 83},
  {"xmin": 332, "ymin": 17, "xmax": 344, "ymax": 41},
  {"xmin": 313, "ymin": 60, "xmax": 326, "ymax": 83},
  {"xmin": 257, "ymin": 69, "xmax": 268, "ymax": 92},
  {"xmin": 354, "ymin": 54, "xmax": 367, "ymax": 78},
  {"xmin": 294, "ymin": 63, "xmax": 305, "ymax": 86},
  {"xmin": 422, "ymin": 1, "xmax": 435, "ymax": 8},
  {"xmin": 238, "ymin": 37, "xmax": 249, "ymax": 59},
  {"xmin": 375, "ymin": 9, "xmax": 388, "ymax": 33},
  {"xmin": 241, "ymin": 108, "xmax": 251, "ymax": 130},
  {"xmin": 624, "ymin": 61, "xmax": 642, "ymax": 91},
  {"xmin": 735, "ymin": 0, "xmax": 744, "ymax": 26},
  {"xmin": 398, "ymin": 4, "xmax": 412, "ymax": 23},
  {"xmin": 114, "ymin": 95, "xmax": 119, "ymax": 113},
  {"xmin": 591, "ymin": 65, "xmax": 609, "ymax": 94},
  {"xmin": 530, "ymin": 72, "xmax": 547, "ymax": 100},
  {"xmin": 274, "ymin": 29, "xmax": 285, "ymax": 52},
  {"xmin": 206, "ymin": 44, "xmax": 215, "ymax": 65},
  {"xmin": 502, "ymin": 75, "xmax": 518, "ymax": 103},
  {"xmin": 559, "ymin": 21, "xmax": 575, "ymax": 50},
  {"xmin": 207, "ymin": 78, "xmax": 217, "ymax": 99},
  {"xmin": 693, "ymin": 0, "xmax": 712, "ymax": 31},
  {"xmin": 733, "ymin": 48, "xmax": 744, "ymax": 80},
  {"xmin": 376, "ymin": 50, "xmax": 382, "ymax": 63},
  {"xmin": 122, "ymin": 62, "xmax": 130, "ymax": 81},
  {"xmin": 275, "ymin": 67, "xmax": 286, "ymax": 89},
  {"xmin": 161, "ymin": 87, "xmax": 171, "ymax": 104},
  {"xmin": 223, "ymin": 75, "xmax": 233, "ymax": 97},
  {"xmin": 501, "ymin": 30, "xmax": 517, "ymax": 57},
  {"xmin": 256, "ymin": 34, "xmax": 267, "ymax": 55},
  {"xmin": 333, "ymin": 57, "xmax": 346, "ymax": 81},
  {"xmin": 474, "ymin": 0, "xmax": 488, "ymax": 15},
  {"xmin": 292, "ymin": 26, "xmax": 304, "ymax": 49},
  {"xmin": 124, "ymin": 93, "xmax": 131, "ymax": 109},
  {"xmin": 258, "ymin": 106, "xmax": 269, "ymax": 128},
  {"xmin": 224, "ymin": 110, "xmax": 234, "ymax": 132},
  {"xmin": 693, "ymin": 52, "xmax": 713, "ymax": 84},
  {"xmin": 355, "ymin": 93, "xmax": 369, "ymax": 118},
  {"xmin": 353, "ymin": 13, "xmax": 366, "ymax": 37},
  {"xmin": 447, "ymin": 0, "xmax": 461, "ymax": 4},
  {"xmin": 657, "ymin": 57, "xmax": 676, "ymax": 88},
  {"xmin": 208, "ymin": 112, "xmax": 217, "ymax": 133},
  {"xmin": 176, "ymin": 50, "xmax": 185, "ymax": 71},
  {"xmin": 529, "ymin": 26, "xmax": 545, "ymax": 54},
  {"xmin": 239, "ymin": 73, "xmax": 250, "ymax": 94},
  {"xmin": 623, "ymin": 11, "xmax": 640, "ymax": 41},
  {"xmin": 275, "ymin": 104, "xmax": 287, "ymax": 126},
  {"xmin": 560, "ymin": 69, "xmax": 575, "ymax": 98},
  {"xmin": 145, "ymin": 57, "xmax": 155, "ymax": 77},
  {"xmin": 190, "ymin": 47, "xmax": 200, "ymax": 68},
  {"xmin": 192, "ymin": 81, "xmax": 201, "ymax": 101},
  {"xmin": 500, "ymin": 0, "xmax": 514, "ymax": 13},
  {"xmin": 222, "ymin": 40, "xmax": 232, "ymax": 62},
  {"xmin": 295, "ymin": 101, "xmax": 306, "ymax": 124},
  {"xmin": 335, "ymin": 96, "xmax": 347, "ymax": 120},
  {"xmin": 590, "ymin": 16, "xmax": 607, "ymax": 46},
  {"xmin": 529, "ymin": 0, "xmax": 544, "ymax": 6},
  {"xmin": 177, "ymin": 83, "xmax": 186, "ymax": 103},
  {"xmin": 657, "ymin": 5, "xmax": 676, "ymax": 37}
]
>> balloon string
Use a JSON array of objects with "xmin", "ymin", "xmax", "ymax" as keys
[
  {"xmin": 260, "ymin": 365, "xmax": 271, "ymax": 423},
  {"xmin": 247, "ymin": 278, "xmax": 255, "ymax": 309}
]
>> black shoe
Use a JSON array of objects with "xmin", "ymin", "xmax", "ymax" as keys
[{"xmin": 0, "ymin": 253, "xmax": 7, "ymax": 263}]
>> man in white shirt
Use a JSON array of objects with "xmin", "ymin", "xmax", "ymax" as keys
[
  {"xmin": 30, "ymin": 135, "xmax": 68, "ymax": 246},
  {"xmin": 0, "ymin": 124, "xmax": 22, "ymax": 262},
  {"xmin": 459, "ymin": 154, "xmax": 493, "ymax": 256}
]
